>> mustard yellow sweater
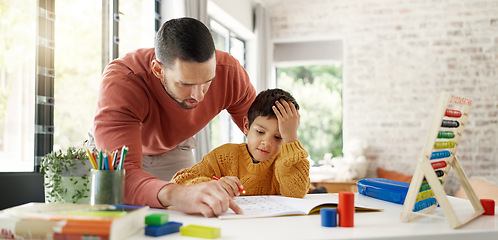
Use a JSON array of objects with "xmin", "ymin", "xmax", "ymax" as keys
[{"xmin": 172, "ymin": 141, "xmax": 310, "ymax": 198}]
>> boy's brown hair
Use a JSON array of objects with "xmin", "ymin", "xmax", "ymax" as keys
[{"xmin": 246, "ymin": 88, "xmax": 299, "ymax": 128}]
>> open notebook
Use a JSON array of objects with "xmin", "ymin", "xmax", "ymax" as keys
[{"xmin": 218, "ymin": 193, "xmax": 381, "ymax": 219}]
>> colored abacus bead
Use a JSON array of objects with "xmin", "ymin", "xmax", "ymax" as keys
[
  {"xmin": 434, "ymin": 141, "xmax": 455, "ymax": 149},
  {"xmin": 434, "ymin": 169, "xmax": 444, "ymax": 177},
  {"xmin": 441, "ymin": 120, "xmax": 459, "ymax": 128},
  {"xmin": 419, "ymin": 179, "xmax": 443, "ymax": 192},
  {"xmin": 422, "ymin": 170, "xmax": 444, "ymax": 181},
  {"xmin": 416, "ymin": 189, "xmax": 435, "ymax": 202},
  {"xmin": 430, "ymin": 150, "xmax": 451, "ymax": 160},
  {"xmin": 437, "ymin": 131, "xmax": 455, "ymax": 139},
  {"xmin": 480, "ymin": 199, "xmax": 495, "ymax": 215},
  {"xmin": 444, "ymin": 109, "xmax": 462, "ymax": 118},
  {"xmin": 431, "ymin": 160, "xmax": 447, "ymax": 169},
  {"xmin": 413, "ymin": 197, "xmax": 437, "ymax": 212},
  {"xmin": 419, "ymin": 181, "xmax": 431, "ymax": 192}
]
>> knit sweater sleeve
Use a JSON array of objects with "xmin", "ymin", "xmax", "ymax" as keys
[{"xmin": 274, "ymin": 141, "xmax": 310, "ymax": 198}]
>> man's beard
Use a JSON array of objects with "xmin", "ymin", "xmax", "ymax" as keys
[
  {"xmin": 162, "ymin": 82, "xmax": 198, "ymax": 110},
  {"xmin": 177, "ymin": 99, "xmax": 198, "ymax": 110}
]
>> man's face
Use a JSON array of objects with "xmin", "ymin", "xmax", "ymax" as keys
[{"xmin": 160, "ymin": 56, "xmax": 216, "ymax": 109}]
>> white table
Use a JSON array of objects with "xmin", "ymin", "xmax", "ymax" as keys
[{"xmin": 129, "ymin": 194, "xmax": 498, "ymax": 240}]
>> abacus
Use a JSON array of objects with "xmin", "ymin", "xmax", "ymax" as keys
[{"xmin": 400, "ymin": 91, "xmax": 484, "ymax": 229}]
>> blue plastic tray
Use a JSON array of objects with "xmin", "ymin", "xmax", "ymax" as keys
[{"xmin": 357, "ymin": 178, "xmax": 410, "ymax": 204}]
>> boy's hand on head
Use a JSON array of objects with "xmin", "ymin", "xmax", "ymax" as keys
[{"xmin": 273, "ymin": 99, "xmax": 300, "ymax": 144}]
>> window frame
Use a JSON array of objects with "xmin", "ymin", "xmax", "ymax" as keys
[
  {"xmin": 208, "ymin": 18, "xmax": 247, "ymax": 149},
  {"xmin": 33, "ymin": 0, "xmax": 120, "ymax": 172},
  {"xmin": 35, "ymin": 0, "xmax": 56, "ymax": 171}
]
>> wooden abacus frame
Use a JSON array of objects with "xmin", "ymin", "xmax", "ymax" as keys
[{"xmin": 400, "ymin": 91, "xmax": 484, "ymax": 229}]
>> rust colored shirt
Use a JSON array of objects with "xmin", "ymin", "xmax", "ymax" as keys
[{"xmin": 93, "ymin": 48, "xmax": 256, "ymax": 207}]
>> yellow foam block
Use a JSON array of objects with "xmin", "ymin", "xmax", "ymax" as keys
[{"xmin": 180, "ymin": 224, "xmax": 221, "ymax": 239}]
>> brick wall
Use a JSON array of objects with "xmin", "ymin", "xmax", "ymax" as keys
[{"xmin": 264, "ymin": 0, "xmax": 498, "ymax": 194}]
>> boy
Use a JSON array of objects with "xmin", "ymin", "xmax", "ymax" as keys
[{"xmin": 172, "ymin": 88, "xmax": 310, "ymax": 198}]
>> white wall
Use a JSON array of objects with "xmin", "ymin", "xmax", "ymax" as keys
[
  {"xmin": 209, "ymin": 0, "xmax": 254, "ymax": 39},
  {"xmin": 266, "ymin": 0, "xmax": 498, "ymax": 195},
  {"xmin": 208, "ymin": 0, "xmax": 258, "ymax": 89}
]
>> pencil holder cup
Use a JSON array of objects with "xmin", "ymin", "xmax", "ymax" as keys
[{"xmin": 90, "ymin": 169, "xmax": 125, "ymax": 205}]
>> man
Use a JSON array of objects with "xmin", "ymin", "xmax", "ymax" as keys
[{"xmin": 93, "ymin": 17, "xmax": 255, "ymax": 217}]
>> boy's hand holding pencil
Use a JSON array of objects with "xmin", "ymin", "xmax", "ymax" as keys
[{"xmin": 212, "ymin": 175, "xmax": 245, "ymax": 197}]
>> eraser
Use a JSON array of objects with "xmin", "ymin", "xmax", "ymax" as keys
[
  {"xmin": 480, "ymin": 199, "xmax": 495, "ymax": 216},
  {"xmin": 180, "ymin": 224, "xmax": 221, "ymax": 239},
  {"xmin": 338, "ymin": 191, "xmax": 355, "ymax": 227},
  {"xmin": 320, "ymin": 208, "xmax": 337, "ymax": 227},
  {"xmin": 145, "ymin": 213, "xmax": 169, "ymax": 226},
  {"xmin": 145, "ymin": 221, "xmax": 182, "ymax": 237}
]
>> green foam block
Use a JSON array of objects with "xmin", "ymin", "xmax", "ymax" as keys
[
  {"xmin": 180, "ymin": 224, "xmax": 221, "ymax": 239},
  {"xmin": 145, "ymin": 213, "xmax": 169, "ymax": 226}
]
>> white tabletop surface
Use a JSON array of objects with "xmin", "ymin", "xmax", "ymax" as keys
[{"xmin": 129, "ymin": 193, "xmax": 498, "ymax": 240}]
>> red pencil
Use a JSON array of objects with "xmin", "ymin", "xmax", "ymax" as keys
[{"xmin": 212, "ymin": 175, "xmax": 246, "ymax": 194}]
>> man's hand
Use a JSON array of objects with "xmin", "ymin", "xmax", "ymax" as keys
[
  {"xmin": 273, "ymin": 99, "xmax": 300, "ymax": 144},
  {"xmin": 158, "ymin": 182, "xmax": 243, "ymax": 218}
]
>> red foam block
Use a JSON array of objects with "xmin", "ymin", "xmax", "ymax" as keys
[{"xmin": 338, "ymin": 191, "xmax": 355, "ymax": 227}]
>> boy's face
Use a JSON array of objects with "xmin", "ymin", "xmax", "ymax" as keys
[{"xmin": 244, "ymin": 116, "xmax": 283, "ymax": 162}]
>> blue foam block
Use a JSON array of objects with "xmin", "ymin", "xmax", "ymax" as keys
[
  {"xmin": 145, "ymin": 221, "xmax": 183, "ymax": 237},
  {"xmin": 320, "ymin": 208, "xmax": 337, "ymax": 227}
]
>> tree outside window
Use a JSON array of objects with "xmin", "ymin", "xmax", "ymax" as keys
[{"xmin": 276, "ymin": 64, "xmax": 343, "ymax": 165}]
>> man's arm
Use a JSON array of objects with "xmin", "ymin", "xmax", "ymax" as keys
[
  {"xmin": 95, "ymin": 51, "xmax": 245, "ymax": 215},
  {"xmin": 94, "ymin": 69, "xmax": 170, "ymax": 208}
]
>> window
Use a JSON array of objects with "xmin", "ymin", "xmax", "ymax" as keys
[
  {"xmin": 0, "ymin": 1, "xmax": 37, "ymax": 172},
  {"xmin": 119, "ymin": 0, "xmax": 155, "ymax": 56},
  {"xmin": 54, "ymin": 1, "xmax": 155, "ymax": 152},
  {"xmin": 209, "ymin": 19, "xmax": 246, "ymax": 149},
  {"xmin": 1, "ymin": 0, "xmax": 155, "ymax": 172},
  {"xmin": 1, "ymin": 1, "xmax": 247, "ymax": 172},
  {"xmin": 273, "ymin": 40, "xmax": 343, "ymax": 165},
  {"xmin": 276, "ymin": 64, "xmax": 343, "ymax": 165},
  {"xmin": 53, "ymin": 0, "xmax": 101, "ymax": 150}
]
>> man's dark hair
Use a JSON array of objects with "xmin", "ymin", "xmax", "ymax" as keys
[
  {"xmin": 154, "ymin": 17, "xmax": 215, "ymax": 67},
  {"xmin": 247, "ymin": 88, "xmax": 300, "ymax": 128}
]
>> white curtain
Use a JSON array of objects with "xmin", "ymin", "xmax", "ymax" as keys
[
  {"xmin": 254, "ymin": 3, "xmax": 273, "ymax": 92},
  {"xmin": 185, "ymin": 0, "xmax": 208, "ymax": 24},
  {"xmin": 184, "ymin": 0, "xmax": 210, "ymax": 162}
]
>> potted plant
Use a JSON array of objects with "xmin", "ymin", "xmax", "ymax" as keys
[{"xmin": 40, "ymin": 146, "xmax": 93, "ymax": 203}]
